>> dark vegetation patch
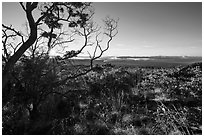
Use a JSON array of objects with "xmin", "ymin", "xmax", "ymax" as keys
[{"xmin": 2, "ymin": 56, "xmax": 202, "ymax": 135}]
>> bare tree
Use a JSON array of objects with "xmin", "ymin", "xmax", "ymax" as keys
[
  {"xmin": 59, "ymin": 18, "xmax": 118, "ymax": 81},
  {"xmin": 90, "ymin": 16, "xmax": 119, "ymax": 67}
]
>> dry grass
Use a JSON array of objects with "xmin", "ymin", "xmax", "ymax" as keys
[{"xmin": 151, "ymin": 101, "xmax": 191, "ymax": 135}]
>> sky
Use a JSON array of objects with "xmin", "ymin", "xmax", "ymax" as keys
[{"xmin": 2, "ymin": 2, "xmax": 202, "ymax": 57}]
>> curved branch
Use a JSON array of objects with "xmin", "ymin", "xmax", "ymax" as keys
[
  {"xmin": 3, "ymin": 3, "xmax": 38, "ymax": 92},
  {"xmin": 90, "ymin": 17, "xmax": 118, "ymax": 67}
]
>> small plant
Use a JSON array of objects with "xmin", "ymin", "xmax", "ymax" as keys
[{"xmin": 152, "ymin": 101, "xmax": 191, "ymax": 135}]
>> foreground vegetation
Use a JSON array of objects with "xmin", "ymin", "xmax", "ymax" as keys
[
  {"xmin": 2, "ymin": 55, "xmax": 202, "ymax": 135},
  {"xmin": 2, "ymin": 2, "xmax": 201, "ymax": 135}
]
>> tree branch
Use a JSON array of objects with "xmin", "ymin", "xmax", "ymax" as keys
[
  {"xmin": 19, "ymin": 2, "xmax": 26, "ymax": 11},
  {"xmin": 90, "ymin": 17, "xmax": 118, "ymax": 67}
]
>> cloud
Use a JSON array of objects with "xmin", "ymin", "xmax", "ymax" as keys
[
  {"xmin": 115, "ymin": 43, "xmax": 127, "ymax": 48},
  {"xmin": 189, "ymin": 46, "xmax": 199, "ymax": 49},
  {"xmin": 143, "ymin": 45, "xmax": 153, "ymax": 48}
]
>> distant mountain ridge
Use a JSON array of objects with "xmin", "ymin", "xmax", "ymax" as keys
[
  {"xmin": 59, "ymin": 55, "xmax": 202, "ymax": 60},
  {"xmin": 98, "ymin": 56, "xmax": 201, "ymax": 60},
  {"xmin": 62, "ymin": 55, "xmax": 201, "ymax": 68},
  {"xmin": 111, "ymin": 56, "xmax": 201, "ymax": 59}
]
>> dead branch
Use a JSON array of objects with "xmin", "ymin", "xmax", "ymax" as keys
[{"xmin": 90, "ymin": 17, "xmax": 119, "ymax": 68}]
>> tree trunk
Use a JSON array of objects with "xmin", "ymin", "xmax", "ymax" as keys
[{"xmin": 2, "ymin": 5, "xmax": 38, "ymax": 101}]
